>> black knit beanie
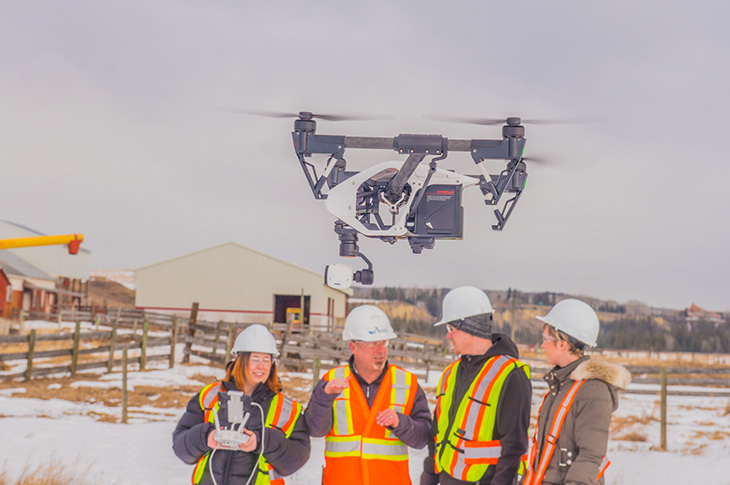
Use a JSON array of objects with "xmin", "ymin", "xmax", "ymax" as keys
[{"xmin": 449, "ymin": 313, "xmax": 493, "ymax": 339}]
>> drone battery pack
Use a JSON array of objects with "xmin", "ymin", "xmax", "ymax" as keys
[{"xmin": 414, "ymin": 184, "xmax": 463, "ymax": 238}]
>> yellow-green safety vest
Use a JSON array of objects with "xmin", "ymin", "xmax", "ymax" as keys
[{"xmin": 434, "ymin": 355, "xmax": 530, "ymax": 482}]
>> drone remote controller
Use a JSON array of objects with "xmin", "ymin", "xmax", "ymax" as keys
[
  {"xmin": 212, "ymin": 391, "xmax": 252, "ymax": 450},
  {"xmin": 213, "ymin": 408, "xmax": 251, "ymax": 449}
]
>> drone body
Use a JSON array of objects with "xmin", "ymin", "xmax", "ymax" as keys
[{"xmin": 284, "ymin": 112, "xmax": 531, "ymax": 288}]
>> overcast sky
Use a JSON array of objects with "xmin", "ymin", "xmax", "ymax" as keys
[{"xmin": 1, "ymin": 1, "xmax": 729, "ymax": 311}]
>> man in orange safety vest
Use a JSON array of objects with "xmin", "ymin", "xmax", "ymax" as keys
[{"xmin": 305, "ymin": 305, "xmax": 432, "ymax": 485}]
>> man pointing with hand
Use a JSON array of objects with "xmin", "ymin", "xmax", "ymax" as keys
[{"xmin": 305, "ymin": 305, "xmax": 432, "ymax": 485}]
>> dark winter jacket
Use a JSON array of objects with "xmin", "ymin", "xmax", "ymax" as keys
[
  {"xmin": 421, "ymin": 334, "xmax": 532, "ymax": 485},
  {"xmin": 305, "ymin": 356, "xmax": 432, "ymax": 449},
  {"xmin": 172, "ymin": 380, "xmax": 310, "ymax": 485},
  {"xmin": 531, "ymin": 356, "xmax": 631, "ymax": 485}
]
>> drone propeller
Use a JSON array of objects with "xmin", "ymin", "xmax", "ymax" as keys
[
  {"xmin": 222, "ymin": 109, "xmax": 392, "ymax": 122},
  {"xmin": 424, "ymin": 115, "xmax": 596, "ymax": 126}
]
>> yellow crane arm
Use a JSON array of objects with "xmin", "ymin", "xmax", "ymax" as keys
[{"xmin": 0, "ymin": 234, "xmax": 84, "ymax": 254}]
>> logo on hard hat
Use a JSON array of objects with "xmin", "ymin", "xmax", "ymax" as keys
[{"xmin": 368, "ymin": 326, "xmax": 388, "ymax": 335}]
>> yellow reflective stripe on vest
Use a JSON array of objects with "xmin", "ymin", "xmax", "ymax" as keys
[
  {"xmin": 259, "ymin": 393, "xmax": 302, "ymax": 484},
  {"xmin": 390, "ymin": 366, "xmax": 409, "ymax": 408},
  {"xmin": 200, "ymin": 382, "xmax": 222, "ymax": 410},
  {"xmin": 386, "ymin": 366, "xmax": 412, "ymax": 439},
  {"xmin": 325, "ymin": 364, "xmax": 416, "ymax": 459},
  {"xmin": 193, "ymin": 383, "xmax": 223, "ymax": 484},
  {"xmin": 192, "ymin": 452, "xmax": 210, "ymax": 484},
  {"xmin": 362, "ymin": 437, "xmax": 408, "ymax": 461},
  {"xmin": 462, "ymin": 441, "xmax": 502, "ymax": 462},
  {"xmin": 325, "ymin": 435, "xmax": 362, "ymax": 456},
  {"xmin": 460, "ymin": 356, "xmax": 513, "ymax": 441},
  {"xmin": 327, "ymin": 366, "xmax": 353, "ymax": 436}
]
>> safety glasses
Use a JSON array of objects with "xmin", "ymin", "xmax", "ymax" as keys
[
  {"xmin": 354, "ymin": 340, "xmax": 389, "ymax": 349},
  {"xmin": 249, "ymin": 356, "xmax": 274, "ymax": 367},
  {"xmin": 541, "ymin": 333, "xmax": 559, "ymax": 343}
]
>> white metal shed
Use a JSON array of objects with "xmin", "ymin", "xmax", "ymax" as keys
[{"xmin": 134, "ymin": 242, "xmax": 350, "ymax": 329}]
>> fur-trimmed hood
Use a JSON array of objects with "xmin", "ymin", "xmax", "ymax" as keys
[{"xmin": 570, "ymin": 359, "xmax": 632, "ymax": 390}]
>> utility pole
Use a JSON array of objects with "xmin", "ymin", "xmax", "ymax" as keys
[{"xmin": 511, "ymin": 290, "xmax": 516, "ymax": 342}]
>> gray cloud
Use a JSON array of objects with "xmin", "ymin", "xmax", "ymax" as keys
[{"xmin": 1, "ymin": 1, "xmax": 728, "ymax": 310}]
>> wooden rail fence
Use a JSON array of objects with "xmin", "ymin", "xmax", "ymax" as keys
[{"xmin": 2, "ymin": 304, "xmax": 729, "ymax": 396}]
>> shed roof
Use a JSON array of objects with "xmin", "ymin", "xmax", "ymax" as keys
[
  {"xmin": 0, "ymin": 251, "xmax": 55, "ymax": 280},
  {"xmin": 136, "ymin": 241, "xmax": 351, "ymax": 296}
]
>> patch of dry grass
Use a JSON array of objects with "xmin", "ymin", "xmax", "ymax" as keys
[
  {"xmin": 0, "ymin": 370, "xmax": 205, "ymax": 418},
  {"xmin": 691, "ymin": 430, "xmax": 730, "ymax": 441},
  {"xmin": 724, "ymin": 401, "xmax": 730, "ymax": 416},
  {"xmin": 279, "ymin": 375, "xmax": 314, "ymax": 404},
  {"xmin": 613, "ymin": 431, "xmax": 648, "ymax": 442},
  {"xmin": 610, "ymin": 413, "xmax": 658, "ymax": 434},
  {"xmin": 0, "ymin": 455, "xmax": 117, "ymax": 485},
  {"xmin": 685, "ymin": 443, "xmax": 708, "ymax": 456}
]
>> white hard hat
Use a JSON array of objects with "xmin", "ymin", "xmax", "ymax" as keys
[
  {"xmin": 435, "ymin": 286, "xmax": 494, "ymax": 326},
  {"xmin": 536, "ymin": 299, "xmax": 599, "ymax": 347},
  {"xmin": 342, "ymin": 305, "xmax": 397, "ymax": 342},
  {"xmin": 231, "ymin": 324, "xmax": 279, "ymax": 356}
]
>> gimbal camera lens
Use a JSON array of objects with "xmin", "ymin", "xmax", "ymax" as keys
[
  {"xmin": 338, "ymin": 232, "xmax": 359, "ymax": 258},
  {"xmin": 354, "ymin": 269, "xmax": 374, "ymax": 286}
]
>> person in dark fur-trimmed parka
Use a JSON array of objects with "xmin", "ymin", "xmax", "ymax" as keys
[{"xmin": 523, "ymin": 299, "xmax": 631, "ymax": 485}]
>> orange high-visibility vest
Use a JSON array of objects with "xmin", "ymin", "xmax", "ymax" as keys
[
  {"xmin": 523, "ymin": 380, "xmax": 610, "ymax": 485},
  {"xmin": 192, "ymin": 382, "xmax": 302, "ymax": 485},
  {"xmin": 322, "ymin": 364, "xmax": 418, "ymax": 485}
]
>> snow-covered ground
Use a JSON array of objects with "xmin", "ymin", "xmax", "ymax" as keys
[
  {"xmin": 1, "ymin": 321, "xmax": 729, "ymax": 484},
  {"xmin": 1, "ymin": 366, "xmax": 729, "ymax": 484}
]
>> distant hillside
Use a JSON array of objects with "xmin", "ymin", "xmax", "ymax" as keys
[
  {"xmin": 351, "ymin": 286, "xmax": 730, "ymax": 352},
  {"xmin": 87, "ymin": 277, "xmax": 136, "ymax": 308}
]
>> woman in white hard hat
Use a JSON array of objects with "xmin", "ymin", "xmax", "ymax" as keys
[
  {"xmin": 523, "ymin": 299, "xmax": 631, "ymax": 485},
  {"xmin": 173, "ymin": 324, "xmax": 310, "ymax": 485}
]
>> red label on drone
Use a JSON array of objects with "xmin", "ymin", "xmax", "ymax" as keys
[{"xmin": 436, "ymin": 190, "xmax": 454, "ymax": 195}]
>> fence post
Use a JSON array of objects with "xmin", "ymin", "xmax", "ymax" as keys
[
  {"xmin": 214, "ymin": 321, "xmax": 223, "ymax": 355},
  {"xmin": 169, "ymin": 316, "xmax": 178, "ymax": 369},
  {"xmin": 132, "ymin": 319, "xmax": 138, "ymax": 336},
  {"xmin": 115, "ymin": 306, "xmax": 121, "ymax": 327},
  {"xmin": 311, "ymin": 358, "xmax": 321, "ymax": 391},
  {"xmin": 108, "ymin": 324, "xmax": 118, "ymax": 373},
  {"xmin": 140, "ymin": 319, "xmax": 149, "ymax": 371},
  {"xmin": 226, "ymin": 326, "xmax": 234, "ymax": 360},
  {"xmin": 122, "ymin": 348, "xmax": 128, "ymax": 424},
  {"xmin": 25, "ymin": 329, "xmax": 37, "ymax": 381},
  {"xmin": 71, "ymin": 321, "xmax": 81, "ymax": 377},
  {"xmin": 182, "ymin": 302, "xmax": 199, "ymax": 364},
  {"xmin": 95, "ymin": 316, "xmax": 100, "ymax": 331},
  {"xmin": 660, "ymin": 367, "xmax": 667, "ymax": 450}
]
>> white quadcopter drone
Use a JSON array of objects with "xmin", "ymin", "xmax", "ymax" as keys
[{"xmin": 242, "ymin": 111, "xmax": 540, "ymax": 288}]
